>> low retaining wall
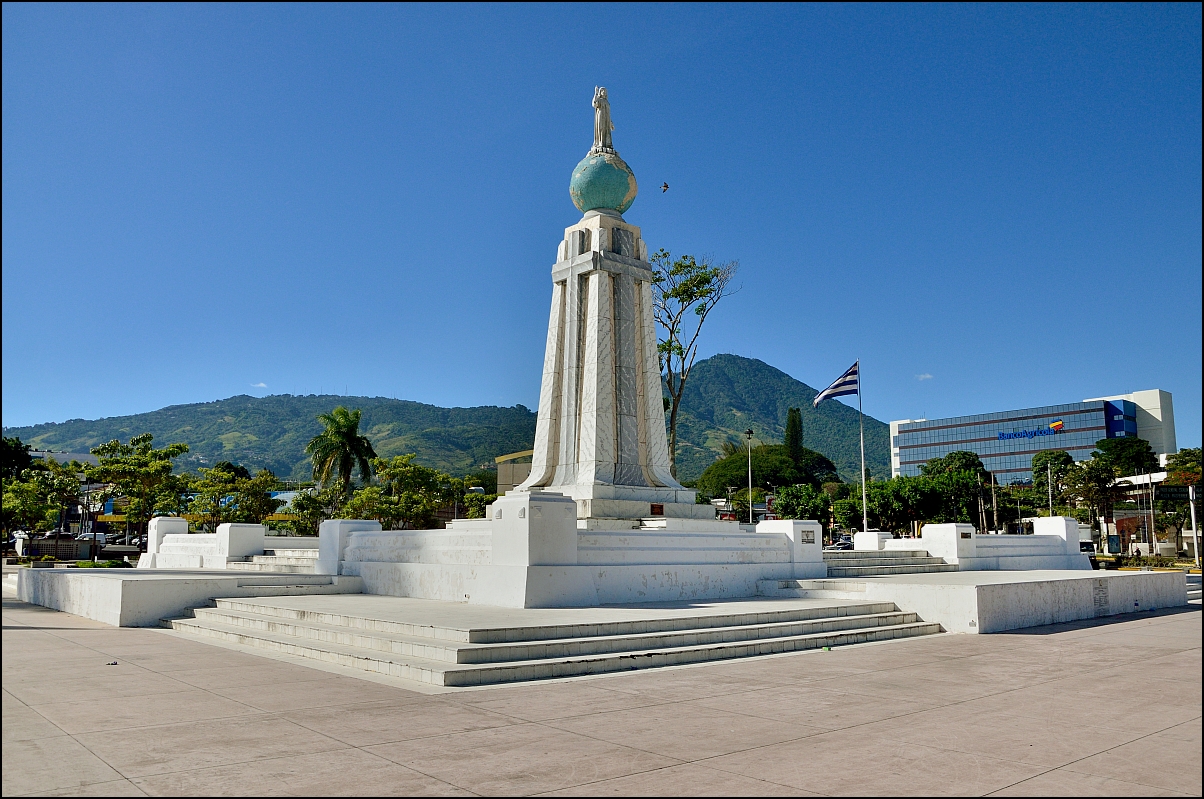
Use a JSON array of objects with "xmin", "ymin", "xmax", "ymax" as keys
[
  {"xmin": 899, "ymin": 519, "xmax": 1090, "ymax": 571},
  {"xmin": 861, "ymin": 570, "xmax": 1187, "ymax": 634},
  {"xmin": 320, "ymin": 510, "xmax": 826, "ymax": 608},
  {"xmin": 16, "ymin": 568, "xmax": 361, "ymax": 627}
]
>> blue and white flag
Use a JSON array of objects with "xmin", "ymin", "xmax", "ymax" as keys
[{"xmin": 813, "ymin": 361, "xmax": 859, "ymax": 407}]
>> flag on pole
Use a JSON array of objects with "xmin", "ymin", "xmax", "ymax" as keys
[{"xmin": 813, "ymin": 361, "xmax": 859, "ymax": 406}]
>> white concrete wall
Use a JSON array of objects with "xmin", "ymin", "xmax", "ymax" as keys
[
  {"xmin": 756, "ymin": 519, "xmax": 826, "ymax": 578},
  {"xmin": 17, "ymin": 569, "xmax": 362, "ymax": 627},
  {"xmin": 316, "ymin": 520, "xmax": 382, "ymax": 575},
  {"xmin": 917, "ymin": 520, "xmax": 1090, "ymax": 570},
  {"xmin": 861, "ymin": 571, "xmax": 1187, "ymax": 634}
]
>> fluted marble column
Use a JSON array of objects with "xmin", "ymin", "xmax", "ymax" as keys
[{"xmin": 518, "ymin": 210, "xmax": 713, "ymax": 522}]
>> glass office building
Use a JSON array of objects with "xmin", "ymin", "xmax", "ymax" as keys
[{"xmin": 891, "ymin": 399, "xmax": 1140, "ymax": 485}]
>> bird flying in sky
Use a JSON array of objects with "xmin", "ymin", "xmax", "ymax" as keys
[{"xmin": 661, "ymin": 182, "xmax": 669, "ymax": 193}]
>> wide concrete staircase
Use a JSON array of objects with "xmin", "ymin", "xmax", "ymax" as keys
[
  {"xmin": 1188, "ymin": 574, "xmax": 1201, "ymax": 604},
  {"xmin": 227, "ymin": 548, "xmax": 319, "ymax": 574},
  {"xmin": 822, "ymin": 548, "xmax": 957, "ymax": 578},
  {"xmin": 162, "ymin": 598, "xmax": 941, "ymax": 687},
  {"xmin": 199, "ymin": 574, "xmax": 364, "ymax": 598}
]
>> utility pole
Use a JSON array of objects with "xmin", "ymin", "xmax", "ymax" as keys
[
  {"xmin": 745, "ymin": 429, "xmax": 755, "ymax": 525},
  {"xmin": 991, "ymin": 473, "xmax": 998, "ymax": 532},
  {"xmin": 1047, "ymin": 462, "xmax": 1054, "ymax": 516},
  {"xmin": 1190, "ymin": 485, "xmax": 1199, "ymax": 569},
  {"xmin": 1147, "ymin": 471, "xmax": 1157, "ymax": 556}
]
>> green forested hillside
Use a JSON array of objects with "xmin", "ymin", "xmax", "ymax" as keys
[
  {"xmin": 671, "ymin": 354, "xmax": 889, "ymax": 483},
  {"xmin": 4, "ymin": 354, "xmax": 889, "ymax": 483},
  {"xmin": 4, "ymin": 395, "xmax": 538, "ymax": 480}
]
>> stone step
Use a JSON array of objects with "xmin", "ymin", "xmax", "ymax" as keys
[
  {"xmin": 577, "ymin": 547, "xmax": 790, "ymax": 566},
  {"xmin": 209, "ymin": 596, "xmax": 901, "ymax": 644},
  {"xmin": 158, "ymin": 544, "xmax": 221, "ymax": 555},
  {"xmin": 164, "ymin": 615, "xmax": 942, "ymax": 686},
  {"xmin": 756, "ymin": 580, "xmax": 870, "ymax": 600},
  {"xmin": 579, "ymin": 531, "xmax": 786, "ymax": 547},
  {"xmin": 181, "ymin": 605, "xmax": 919, "ymax": 664},
  {"xmin": 759, "ymin": 579, "xmax": 867, "ymax": 593},
  {"xmin": 249, "ymin": 555, "xmax": 318, "ymax": 566},
  {"xmin": 226, "ymin": 562, "xmax": 317, "ymax": 574},
  {"xmin": 823, "ymin": 549, "xmax": 931, "ymax": 559},
  {"xmin": 825, "ymin": 563, "xmax": 959, "ymax": 578},
  {"xmin": 264, "ymin": 549, "xmax": 319, "ymax": 559},
  {"xmin": 818, "ymin": 556, "xmax": 947, "ymax": 568},
  {"xmin": 349, "ymin": 532, "xmax": 494, "ymax": 548},
  {"xmin": 205, "ymin": 576, "xmax": 364, "ymax": 598}
]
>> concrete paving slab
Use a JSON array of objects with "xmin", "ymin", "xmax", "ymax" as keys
[
  {"xmin": 1061, "ymin": 719, "xmax": 1204, "ymax": 796},
  {"xmin": 692, "ymin": 684, "xmax": 941, "ymax": 730},
  {"xmin": 3, "ymin": 594, "xmax": 1199, "ymax": 797},
  {"xmin": 207, "ymin": 674, "xmax": 414, "ymax": 712},
  {"xmin": 539, "ymin": 761, "xmax": 821, "ymax": 796},
  {"xmin": 281, "ymin": 697, "xmax": 519, "ymax": 746},
  {"xmin": 128, "ymin": 747, "xmax": 471, "ymax": 797},
  {"xmin": 2, "ymin": 735, "xmax": 124, "ymax": 796},
  {"xmin": 364, "ymin": 722, "xmax": 681, "ymax": 796},
  {"xmin": 24, "ymin": 776, "xmax": 150, "ymax": 796},
  {"xmin": 990, "ymin": 767, "xmax": 1197, "ymax": 796},
  {"xmin": 711, "ymin": 736, "xmax": 1050, "ymax": 795},
  {"xmin": 71, "ymin": 715, "xmax": 351, "ymax": 779},
  {"xmin": 453, "ymin": 680, "xmax": 672, "ymax": 721},
  {"xmin": 546, "ymin": 700, "xmax": 822, "ymax": 761}
]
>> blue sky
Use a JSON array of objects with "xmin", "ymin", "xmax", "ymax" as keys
[{"xmin": 3, "ymin": 4, "xmax": 1200, "ymax": 447}]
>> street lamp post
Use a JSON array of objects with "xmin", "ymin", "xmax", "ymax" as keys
[{"xmin": 745, "ymin": 429, "xmax": 754, "ymax": 525}]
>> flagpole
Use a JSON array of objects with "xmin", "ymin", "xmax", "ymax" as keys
[{"xmin": 857, "ymin": 360, "xmax": 868, "ymax": 534}]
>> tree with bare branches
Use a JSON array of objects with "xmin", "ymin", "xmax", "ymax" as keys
[{"xmin": 650, "ymin": 249, "xmax": 739, "ymax": 477}]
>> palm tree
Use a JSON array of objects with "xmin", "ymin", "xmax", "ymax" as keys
[{"xmin": 305, "ymin": 407, "xmax": 377, "ymax": 501}]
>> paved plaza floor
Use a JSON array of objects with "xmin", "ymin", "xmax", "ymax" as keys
[{"xmin": 2, "ymin": 592, "xmax": 1199, "ymax": 797}]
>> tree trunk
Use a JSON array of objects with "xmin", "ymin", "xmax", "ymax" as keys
[{"xmin": 668, "ymin": 396, "xmax": 680, "ymax": 477}]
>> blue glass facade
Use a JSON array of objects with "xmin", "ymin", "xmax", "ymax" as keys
[{"xmin": 893, "ymin": 400, "xmax": 1137, "ymax": 484}]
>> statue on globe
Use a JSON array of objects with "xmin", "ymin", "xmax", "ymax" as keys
[{"xmin": 592, "ymin": 86, "xmax": 615, "ymax": 154}]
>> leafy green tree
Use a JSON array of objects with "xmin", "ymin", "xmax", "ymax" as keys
[
  {"xmin": 873, "ymin": 476, "xmax": 939, "ymax": 533},
  {"xmin": 188, "ymin": 464, "xmax": 284, "ymax": 530},
  {"xmin": 305, "ymin": 407, "xmax": 377, "ymax": 500},
  {"xmin": 371, "ymin": 454, "xmax": 450, "ymax": 530},
  {"xmin": 188, "ymin": 465, "xmax": 242, "ymax": 531},
  {"xmin": 276, "ymin": 486, "xmax": 344, "ymax": 536},
  {"xmin": 731, "ymin": 487, "xmax": 766, "ymax": 523},
  {"xmin": 36, "ymin": 458, "xmax": 89, "ymax": 531},
  {"xmin": 461, "ymin": 492, "xmax": 499, "ymax": 519},
  {"xmin": 232, "ymin": 469, "xmax": 285, "ymax": 524},
  {"xmin": 463, "ymin": 469, "xmax": 498, "ymax": 495},
  {"xmin": 1164, "ymin": 447, "xmax": 1201, "ymax": 486},
  {"xmin": 650, "ymin": 249, "xmax": 739, "ymax": 476},
  {"xmin": 783, "ymin": 408, "xmax": 804, "ymax": 465},
  {"xmin": 831, "ymin": 498, "xmax": 862, "ymax": 531},
  {"xmin": 1092, "ymin": 437, "xmax": 1157, "ymax": 476},
  {"xmin": 773, "ymin": 484, "xmax": 829, "ymax": 529},
  {"xmin": 920, "ymin": 451, "xmax": 990, "ymax": 483},
  {"xmin": 1063, "ymin": 457, "xmax": 1119, "ymax": 525},
  {"xmin": 697, "ymin": 445, "xmax": 838, "ymax": 499},
  {"xmin": 1031, "ymin": 450, "xmax": 1075, "ymax": 504},
  {"xmin": 2, "ymin": 475, "xmax": 57, "ymax": 532},
  {"xmin": 2, "ymin": 436, "xmax": 34, "ymax": 479},
  {"xmin": 342, "ymin": 485, "xmax": 403, "ymax": 529},
  {"xmin": 86, "ymin": 434, "xmax": 190, "ymax": 539}
]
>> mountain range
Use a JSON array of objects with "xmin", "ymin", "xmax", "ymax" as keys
[{"xmin": 4, "ymin": 354, "xmax": 889, "ymax": 484}]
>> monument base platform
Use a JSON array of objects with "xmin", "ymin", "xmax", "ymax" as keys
[{"xmin": 757, "ymin": 569, "xmax": 1189, "ymax": 633}]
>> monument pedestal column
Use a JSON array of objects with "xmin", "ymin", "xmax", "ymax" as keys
[{"xmin": 518, "ymin": 210, "xmax": 713, "ymax": 522}]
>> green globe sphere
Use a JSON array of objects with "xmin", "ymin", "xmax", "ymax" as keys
[{"xmin": 569, "ymin": 152, "xmax": 638, "ymax": 215}]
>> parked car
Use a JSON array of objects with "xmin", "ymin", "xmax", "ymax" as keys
[
  {"xmin": 825, "ymin": 535, "xmax": 854, "ymax": 551},
  {"xmin": 1079, "ymin": 541, "xmax": 1096, "ymax": 553},
  {"xmin": 76, "ymin": 533, "xmax": 109, "ymax": 545}
]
